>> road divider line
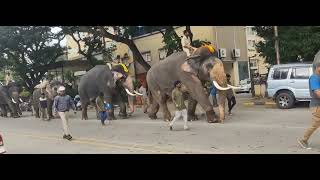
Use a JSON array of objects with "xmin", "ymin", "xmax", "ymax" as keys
[{"xmin": 4, "ymin": 131, "xmax": 214, "ymax": 154}]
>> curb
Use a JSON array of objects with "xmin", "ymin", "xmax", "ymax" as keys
[{"xmin": 243, "ymin": 101, "xmax": 276, "ymax": 106}]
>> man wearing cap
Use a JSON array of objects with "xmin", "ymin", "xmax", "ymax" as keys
[
  {"xmin": 53, "ymin": 86, "xmax": 76, "ymax": 140},
  {"xmin": 169, "ymin": 80, "xmax": 189, "ymax": 130},
  {"xmin": 298, "ymin": 51, "xmax": 320, "ymax": 149}
]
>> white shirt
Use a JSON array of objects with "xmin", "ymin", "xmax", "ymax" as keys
[
  {"xmin": 181, "ymin": 35, "xmax": 192, "ymax": 56},
  {"xmin": 138, "ymin": 86, "xmax": 147, "ymax": 98}
]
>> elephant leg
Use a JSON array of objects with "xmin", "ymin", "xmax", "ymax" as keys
[
  {"xmin": 34, "ymin": 105, "xmax": 40, "ymax": 118},
  {"xmin": 82, "ymin": 102, "xmax": 89, "ymax": 120},
  {"xmin": 181, "ymin": 75, "xmax": 219, "ymax": 123},
  {"xmin": 7, "ymin": 102, "xmax": 19, "ymax": 118},
  {"xmin": 47, "ymin": 100, "xmax": 54, "ymax": 119},
  {"xmin": 0, "ymin": 105, "xmax": 8, "ymax": 117},
  {"xmin": 148, "ymin": 91, "xmax": 160, "ymax": 120},
  {"xmin": 187, "ymin": 97, "xmax": 199, "ymax": 121},
  {"xmin": 89, "ymin": 101, "xmax": 99, "ymax": 120},
  {"xmin": 217, "ymin": 90, "xmax": 227, "ymax": 122},
  {"xmin": 16, "ymin": 104, "xmax": 22, "ymax": 116},
  {"xmin": 118, "ymin": 100, "xmax": 128, "ymax": 119},
  {"xmin": 160, "ymin": 95, "xmax": 171, "ymax": 122}
]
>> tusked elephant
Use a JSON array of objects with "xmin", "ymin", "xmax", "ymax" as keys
[
  {"xmin": 146, "ymin": 48, "xmax": 239, "ymax": 123},
  {"xmin": 78, "ymin": 65, "xmax": 142, "ymax": 120},
  {"xmin": 32, "ymin": 80, "xmax": 64, "ymax": 119},
  {"xmin": 0, "ymin": 82, "xmax": 22, "ymax": 118}
]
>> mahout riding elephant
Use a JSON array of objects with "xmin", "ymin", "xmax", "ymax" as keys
[
  {"xmin": 146, "ymin": 49, "xmax": 239, "ymax": 123},
  {"xmin": 78, "ymin": 65, "xmax": 142, "ymax": 120},
  {"xmin": 32, "ymin": 80, "xmax": 64, "ymax": 119},
  {"xmin": 0, "ymin": 82, "xmax": 22, "ymax": 118}
]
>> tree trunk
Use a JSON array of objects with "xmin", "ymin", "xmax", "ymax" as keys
[{"xmin": 126, "ymin": 40, "xmax": 151, "ymax": 71}]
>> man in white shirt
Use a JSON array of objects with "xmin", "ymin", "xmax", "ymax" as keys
[
  {"xmin": 138, "ymin": 85, "xmax": 148, "ymax": 113},
  {"xmin": 181, "ymin": 30, "xmax": 196, "ymax": 56}
]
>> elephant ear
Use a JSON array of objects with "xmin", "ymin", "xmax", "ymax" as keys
[{"xmin": 181, "ymin": 55, "xmax": 215, "ymax": 76}]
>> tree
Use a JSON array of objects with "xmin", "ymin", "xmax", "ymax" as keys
[
  {"xmin": 254, "ymin": 26, "xmax": 320, "ymax": 65},
  {"xmin": 77, "ymin": 26, "xmax": 152, "ymax": 71},
  {"xmin": 62, "ymin": 26, "xmax": 116, "ymax": 67},
  {"xmin": 0, "ymin": 26, "xmax": 65, "ymax": 90}
]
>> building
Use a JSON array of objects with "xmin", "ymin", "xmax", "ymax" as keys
[
  {"xmin": 245, "ymin": 26, "xmax": 269, "ymax": 75},
  {"xmin": 66, "ymin": 26, "xmax": 252, "ymax": 86}
]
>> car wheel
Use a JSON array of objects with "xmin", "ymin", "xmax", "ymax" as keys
[{"xmin": 276, "ymin": 92, "xmax": 295, "ymax": 109}]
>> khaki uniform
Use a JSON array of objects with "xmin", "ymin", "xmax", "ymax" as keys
[
  {"xmin": 170, "ymin": 88, "xmax": 188, "ymax": 129},
  {"xmin": 303, "ymin": 107, "xmax": 320, "ymax": 141}
]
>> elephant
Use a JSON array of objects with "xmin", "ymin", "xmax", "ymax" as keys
[
  {"xmin": 146, "ymin": 49, "xmax": 239, "ymax": 123},
  {"xmin": 0, "ymin": 82, "xmax": 22, "ymax": 118},
  {"xmin": 78, "ymin": 65, "xmax": 142, "ymax": 120},
  {"xmin": 32, "ymin": 80, "xmax": 64, "ymax": 119}
]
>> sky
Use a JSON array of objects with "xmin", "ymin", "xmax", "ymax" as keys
[{"xmin": 51, "ymin": 27, "xmax": 66, "ymax": 47}]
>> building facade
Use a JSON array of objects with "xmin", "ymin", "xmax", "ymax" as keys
[
  {"xmin": 245, "ymin": 26, "xmax": 269, "ymax": 75},
  {"xmin": 66, "ymin": 26, "xmax": 252, "ymax": 86}
]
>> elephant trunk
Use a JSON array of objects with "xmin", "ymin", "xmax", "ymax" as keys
[{"xmin": 123, "ymin": 76, "xmax": 135, "ymax": 113}]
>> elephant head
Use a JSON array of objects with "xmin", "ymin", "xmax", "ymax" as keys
[
  {"xmin": 7, "ymin": 82, "xmax": 22, "ymax": 105},
  {"xmin": 181, "ymin": 54, "xmax": 239, "ymax": 120},
  {"xmin": 111, "ymin": 64, "xmax": 143, "ymax": 114}
]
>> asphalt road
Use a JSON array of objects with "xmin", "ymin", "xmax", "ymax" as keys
[{"xmin": 0, "ymin": 93, "xmax": 319, "ymax": 154}]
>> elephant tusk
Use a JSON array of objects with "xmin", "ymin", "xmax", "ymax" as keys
[
  {"xmin": 125, "ymin": 88, "xmax": 136, "ymax": 96},
  {"xmin": 12, "ymin": 98, "xmax": 17, "ymax": 104},
  {"xmin": 212, "ymin": 81, "xmax": 231, "ymax": 91},
  {"xmin": 133, "ymin": 90, "xmax": 143, "ymax": 96},
  {"xmin": 19, "ymin": 98, "xmax": 23, "ymax": 103},
  {"xmin": 227, "ymin": 84, "xmax": 241, "ymax": 89}
]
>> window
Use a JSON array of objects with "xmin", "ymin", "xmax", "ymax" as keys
[
  {"xmin": 290, "ymin": 67, "xmax": 310, "ymax": 79},
  {"xmin": 159, "ymin": 49, "xmax": 167, "ymax": 60},
  {"xmin": 247, "ymin": 27, "xmax": 256, "ymax": 36},
  {"xmin": 250, "ymin": 59, "xmax": 258, "ymax": 68},
  {"xmin": 248, "ymin": 40, "xmax": 256, "ymax": 49},
  {"xmin": 272, "ymin": 68, "xmax": 289, "ymax": 80},
  {"xmin": 142, "ymin": 51, "xmax": 151, "ymax": 62}
]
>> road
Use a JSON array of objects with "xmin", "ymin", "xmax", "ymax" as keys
[{"xmin": 0, "ymin": 94, "xmax": 319, "ymax": 154}]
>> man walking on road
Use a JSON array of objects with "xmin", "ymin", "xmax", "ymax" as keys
[
  {"xmin": 53, "ymin": 86, "xmax": 76, "ymax": 141},
  {"xmin": 298, "ymin": 52, "xmax": 320, "ymax": 149},
  {"xmin": 96, "ymin": 92, "xmax": 108, "ymax": 126},
  {"xmin": 138, "ymin": 85, "xmax": 148, "ymax": 113},
  {"xmin": 226, "ymin": 74, "xmax": 236, "ymax": 115},
  {"xmin": 169, "ymin": 81, "xmax": 188, "ymax": 130}
]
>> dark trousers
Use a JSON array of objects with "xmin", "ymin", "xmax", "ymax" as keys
[
  {"xmin": 99, "ymin": 111, "xmax": 108, "ymax": 124},
  {"xmin": 227, "ymin": 96, "xmax": 236, "ymax": 113}
]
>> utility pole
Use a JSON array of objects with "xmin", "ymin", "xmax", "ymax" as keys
[
  {"xmin": 274, "ymin": 26, "xmax": 280, "ymax": 65},
  {"xmin": 249, "ymin": 55, "xmax": 257, "ymax": 97}
]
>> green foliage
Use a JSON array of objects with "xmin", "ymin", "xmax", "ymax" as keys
[
  {"xmin": 64, "ymin": 70, "xmax": 75, "ymax": 84},
  {"xmin": 20, "ymin": 89, "xmax": 31, "ymax": 98},
  {"xmin": 254, "ymin": 26, "xmax": 320, "ymax": 64},
  {"xmin": 0, "ymin": 26, "xmax": 65, "ymax": 90}
]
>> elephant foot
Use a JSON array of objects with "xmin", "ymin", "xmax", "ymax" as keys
[
  {"xmin": 119, "ymin": 112, "xmax": 128, "ymax": 119},
  {"xmin": 13, "ymin": 115, "xmax": 20, "ymax": 118},
  {"xmin": 188, "ymin": 114, "xmax": 199, "ymax": 121},
  {"xmin": 206, "ymin": 110, "xmax": 219, "ymax": 123},
  {"xmin": 108, "ymin": 116, "xmax": 117, "ymax": 120},
  {"xmin": 148, "ymin": 113, "xmax": 157, "ymax": 119},
  {"xmin": 163, "ymin": 113, "xmax": 171, "ymax": 122}
]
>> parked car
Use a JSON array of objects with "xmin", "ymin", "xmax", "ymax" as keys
[
  {"xmin": 267, "ymin": 63, "xmax": 312, "ymax": 109},
  {"xmin": 0, "ymin": 134, "xmax": 6, "ymax": 154},
  {"xmin": 235, "ymin": 78, "xmax": 251, "ymax": 94}
]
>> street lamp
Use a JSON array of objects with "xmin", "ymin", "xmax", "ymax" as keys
[{"xmin": 249, "ymin": 55, "xmax": 257, "ymax": 97}]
